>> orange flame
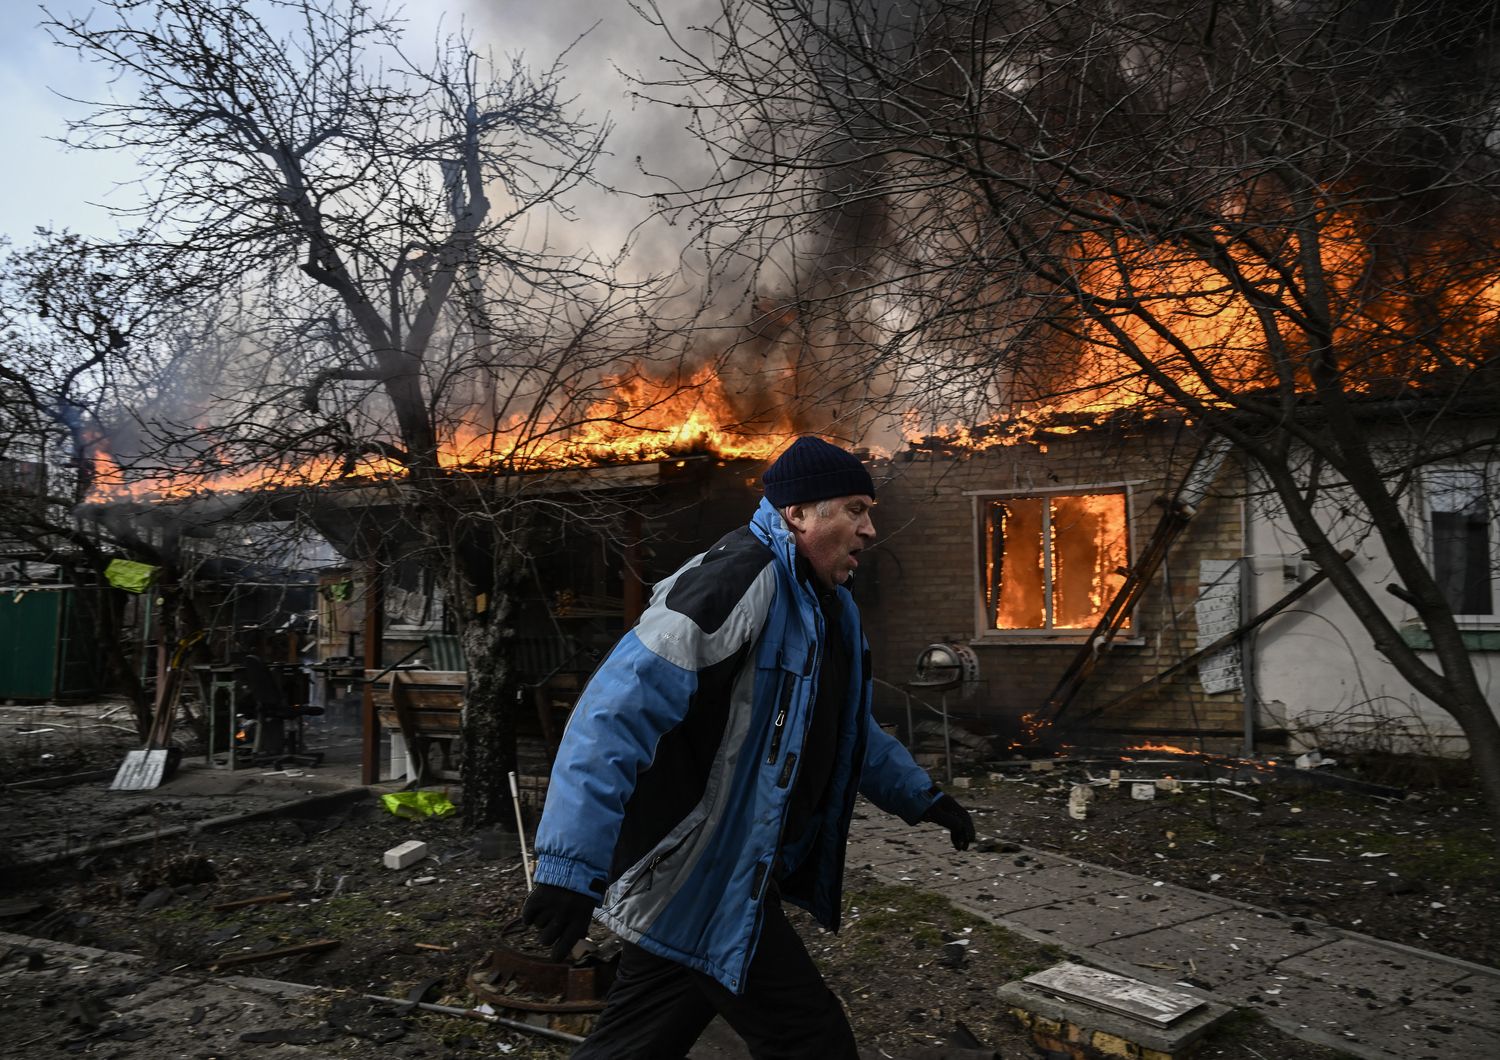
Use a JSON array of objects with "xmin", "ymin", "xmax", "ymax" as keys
[
  {"xmin": 88, "ymin": 365, "xmax": 800, "ymax": 502},
  {"xmin": 443, "ymin": 365, "xmax": 795, "ymax": 471},
  {"xmin": 1125, "ymin": 742, "xmax": 1197, "ymax": 756},
  {"xmin": 905, "ymin": 209, "xmax": 1495, "ymax": 450}
]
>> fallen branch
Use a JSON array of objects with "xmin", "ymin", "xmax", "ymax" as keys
[{"xmin": 209, "ymin": 938, "xmax": 338, "ymax": 971}]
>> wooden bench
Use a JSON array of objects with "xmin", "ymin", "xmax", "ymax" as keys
[{"xmin": 368, "ymin": 669, "xmax": 466, "ymax": 785}]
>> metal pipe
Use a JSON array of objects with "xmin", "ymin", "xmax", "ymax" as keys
[
  {"xmin": 139, "ymin": 592, "xmax": 153, "ymax": 686},
  {"xmin": 361, "ymin": 994, "xmax": 585, "ymax": 1045},
  {"xmin": 1239, "ymin": 556, "xmax": 1258, "ymax": 758},
  {"xmin": 509, "ymin": 770, "xmax": 534, "ymax": 891},
  {"xmin": 361, "ymin": 555, "xmax": 384, "ymax": 785},
  {"xmin": 941, "ymin": 692, "xmax": 952, "ymax": 784}
]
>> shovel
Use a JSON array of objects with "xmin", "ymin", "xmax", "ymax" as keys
[{"xmin": 110, "ymin": 633, "xmax": 199, "ymax": 791}]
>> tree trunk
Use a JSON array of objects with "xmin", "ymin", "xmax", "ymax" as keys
[
  {"xmin": 457, "ymin": 522, "xmax": 527, "ymax": 831},
  {"xmin": 459, "ymin": 610, "xmax": 520, "ymax": 829},
  {"xmin": 57, "ymin": 555, "xmax": 152, "ymax": 735},
  {"xmin": 1441, "ymin": 687, "xmax": 1500, "ymax": 835}
]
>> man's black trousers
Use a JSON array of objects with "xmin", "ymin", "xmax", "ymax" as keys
[{"xmin": 571, "ymin": 895, "xmax": 859, "ymax": 1059}]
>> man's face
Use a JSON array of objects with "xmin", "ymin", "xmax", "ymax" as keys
[{"xmin": 783, "ymin": 494, "xmax": 876, "ymax": 588}]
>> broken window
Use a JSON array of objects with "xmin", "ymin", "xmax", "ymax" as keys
[
  {"xmin": 1425, "ymin": 467, "xmax": 1494, "ymax": 617},
  {"xmin": 978, "ymin": 491, "xmax": 1130, "ymax": 632}
]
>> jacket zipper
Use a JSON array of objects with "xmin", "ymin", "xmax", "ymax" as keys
[
  {"xmin": 765, "ymin": 671, "xmax": 794, "ymax": 764},
  {"xmin": 624, "ymin": 831, "xmax": 689, "ymax": 897}
]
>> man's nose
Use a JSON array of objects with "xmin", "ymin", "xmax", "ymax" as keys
[{"xmin": 858, "ymin": 514, "xmax": 875, "ymax": 540}]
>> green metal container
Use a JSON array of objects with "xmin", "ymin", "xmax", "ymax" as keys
[{"xmin": 0, "ymin": 587, "xmax": 100, "ymax": 700}]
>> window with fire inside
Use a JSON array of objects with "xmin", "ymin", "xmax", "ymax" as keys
[
  {"xmin": 1424, "ymin": 467, "xmax": 1497, "ymax": 623},
  {"xmin": 976, "ymin": 489, "xmax": 1132, "ymax": 636}
]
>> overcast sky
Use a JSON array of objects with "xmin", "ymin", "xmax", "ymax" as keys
[
  {"xmin": 0, "ymin": 2, "xmax": 129, "ymax": 241},
  {"xmin": 0, "ymin": 1, "xmax": 709, "ymax": 264}
]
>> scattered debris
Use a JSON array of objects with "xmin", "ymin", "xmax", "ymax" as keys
[
  {"xmin": 383, "ymin": 840, "xmax": 428, "ymax": 869},
  {"xmin": 1295, "ymin": 750, "xmax": 1336, "ymax": 769},
  {"xmin": 1067, "ymin": 784, "xmax": 1092, "ymax": 820},
  {"xmin": 468, "ymin": 942, "xmax": 618, "ymax": 1016},
  {"xmin": 380, "ymin": 791, "xmax": 456, "ymax": 819},
  {"xmin": 938, "ymin": 938, "xmax": 969, "ymax": 968}
]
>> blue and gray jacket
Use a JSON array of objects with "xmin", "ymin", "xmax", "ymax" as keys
[{"xmin": 532, "ymin": 497, "xmax": 940, "ymax": 994}]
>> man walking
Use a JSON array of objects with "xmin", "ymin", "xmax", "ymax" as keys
[{"xmin": 523, "ymin": 435, "xmax": 976, "ymax": 1058}]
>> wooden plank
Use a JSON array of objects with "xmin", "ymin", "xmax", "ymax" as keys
[
  {"xmin": 379, "ymin": 708, "xmax": 462, "ymax": 732},
  {"xmin": 398, "ymin": 670, "xmax": 468, "ymax": 687},
  {"xmin": 209, "ymin": 938, "xmax": 339, "ymax": 971},
  {"xmin": 405, "ymin": 690, "xmax": 464, "ymax": 710},
  {"xmin": 212, "ymin": 892, "xmax": 294, "ymax": 912}
]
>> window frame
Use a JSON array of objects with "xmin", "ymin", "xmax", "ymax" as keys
[
  {"xmin": 1420, "ymin": 464, "xmax": 1499, "ymax": 628},
  {"xmin": 967, "ymin": 481, "xmax": 1140, "ymax": 642}
]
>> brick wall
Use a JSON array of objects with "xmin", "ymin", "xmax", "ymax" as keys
[{"xmin": 853, "ymin": 425, "xmax": 1250, "ymax": 752}]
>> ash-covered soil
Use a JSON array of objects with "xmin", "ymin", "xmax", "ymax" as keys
[
  {"xmin": 1, "ymin": 704, "xmax": 1446, "ymax": 1057},
  {"xmin": 959, "ymin": 754, "xmax": 1500, "ymax": 971},
  {"xmin": 1, "ymin": 779, "xmax": 1346, "ymax": 1058}
]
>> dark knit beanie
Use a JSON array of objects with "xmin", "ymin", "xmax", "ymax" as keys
[{"xmin": 762, "ymin": 436, "xmax": 875, "ymax": 507}]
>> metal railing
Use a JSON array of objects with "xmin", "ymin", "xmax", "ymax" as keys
[{"xmin": 873, "ymin": 677, "xmax": 954, "ymax": 784}]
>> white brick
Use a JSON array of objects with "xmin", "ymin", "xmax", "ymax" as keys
[{"xmin": 384, "ymin": 840, "xmax": 428, "ymax": 869}]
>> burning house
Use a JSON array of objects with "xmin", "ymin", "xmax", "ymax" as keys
[
  {"xmin": 43, "ymin": 308, "xmax": 1498, "ymax": 788},
  {"xmin": 856, "ymin": 420, "xmax": 1249, "ymax": 755},
  {"xmin": 853, "ymin": 407, "xmax": 1500, "ymax": 767},
  {"xmin": 74, "ymin": 395, "xmax": 1500, "ymax": 783}
]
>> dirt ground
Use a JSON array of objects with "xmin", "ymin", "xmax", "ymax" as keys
[
  {"xmin": 965, "ymin": 752, "xmax": 1500, "ymax": 972},
  {"xmin": 4, "ymin": 703, "xmax": 1492, "ymax": 1058}
]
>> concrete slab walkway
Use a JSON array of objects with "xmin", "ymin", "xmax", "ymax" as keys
[{"xmin": 845, "ymin": 808, "xmax": 1500, "ymax": 1060}]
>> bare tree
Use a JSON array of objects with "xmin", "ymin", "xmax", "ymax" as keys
[
  {"xmin": 639, "ymin": 0, "xmax": 1500, "ymax": 820},
  {"xmin": 0, "ymin": 230, "xmax": 203, "ymax": 733},
  {"xmin": 44, "ymin": 0, "xmax": 664, "ymax": 824}
]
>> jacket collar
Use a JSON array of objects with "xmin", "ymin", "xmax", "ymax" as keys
[{"xmin": 750, "ymin": 496, "xmax": 798, "ymax": 575}]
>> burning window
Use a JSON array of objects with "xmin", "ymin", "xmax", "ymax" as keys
[
  {"xmin": 978, "ymin": 491, "xmax": 1130, "ymax": 632},
  {"xmin": 1425, "ymin": 468, "xmax": 1495, "ymax": 617}
]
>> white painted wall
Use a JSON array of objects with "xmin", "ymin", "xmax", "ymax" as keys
[{"xmin": 1243, "ymin": 468, "xmax": 1500, "ymax": 758}]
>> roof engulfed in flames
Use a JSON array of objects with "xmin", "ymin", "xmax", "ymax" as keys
[
  {"xmin": 89, "ymin": 365, "xmax": 804, "ymax": 503},
  {"xmin": 91, "ymin": 207, "xmax": 1497, "ymax": 506}
]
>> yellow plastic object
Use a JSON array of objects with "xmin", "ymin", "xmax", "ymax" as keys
[
  {"xmin": 380, "ymin": 790, "xmax": 457, "ymax": 819},
  {"xmin": 104, "ymin": 558, "xmax": 159, "ymax": 593}
]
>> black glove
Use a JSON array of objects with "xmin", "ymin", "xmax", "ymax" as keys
[
  {"xmin": 521, "ymin": 883, "xmax": 598, "ymax": 961},
  {"xmin": 921, "ymin": 793, "xmax": 976, "ymax": 851}
]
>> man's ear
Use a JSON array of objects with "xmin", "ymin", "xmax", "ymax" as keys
[{"xmin": 782, "ymin": 503, "xmax": 809, "ymax": 533}]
